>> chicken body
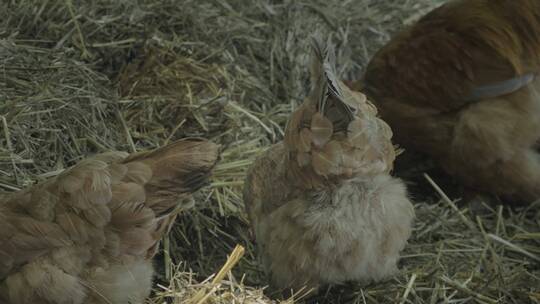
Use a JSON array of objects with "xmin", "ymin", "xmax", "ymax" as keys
[
  {"xmin": 0, "ymin": 139, "xmax": 219, "ymax": 304},
  {"xmin": 362, "ymin": 0, "xmax": 540, "ymax": 202},
  {"xmin": 244, "ymin": 38, "xmax": 414, "ymax": 293}
]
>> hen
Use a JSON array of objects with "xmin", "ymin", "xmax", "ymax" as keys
[
  {"xmin": 0, "ymin": 138, "xmax": 219, "ymax": 304},
  {"xmin": 360, "ymin": 0, "xmax": 540, "ymax": 202},
  {"xmin": 243, "ymin": 36, "xmax": 414, "ymax": 294}
]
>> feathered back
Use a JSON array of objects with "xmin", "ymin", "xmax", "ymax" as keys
[
  {"xmin": 284, "ymin": 34, "xmax": 395, "ymax": 189},
  {"xmin": 123, "ymin": 139, "xmax": 219, "ymax": 216},
  {"xmin": 0, "ymin": 138, "xmax": 219, "ymax": 282},
  {"xmin": 364, "ymin": 0, "xmax": 540, "ymax": 113},
  {"xmin": 120, "ymin": 139, "xmax": 220, "ymax": 257}
]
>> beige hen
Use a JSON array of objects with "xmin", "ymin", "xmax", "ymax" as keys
[
  {"xmin": 0, "ymin": 138, "xmax": 219, "ymax": 304},
  {"xmin": 243, "ymin": 37, "xmax": 414, "ymax": 294}
]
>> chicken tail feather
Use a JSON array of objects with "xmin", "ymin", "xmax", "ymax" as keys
[
  {"xmin": 121, "ymin": 138, "xmax": 220, "ymax": 257},
  {"xmin": 284, "ymin": 34, "xmax": 395, "ymax": 187}
]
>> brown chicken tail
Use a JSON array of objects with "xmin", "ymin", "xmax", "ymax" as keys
[
  {"xmin": 121, "ymin": 138, "xmax": 220, "ymax": 257},
  {"xmin": 124, "ymin": 139, "xmax": 219, "ymax": 209},
  {"xmin": 284, "ymin": 35, "xmax": 395, "ymax": 188}
]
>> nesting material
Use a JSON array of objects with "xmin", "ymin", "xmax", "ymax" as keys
[{"xmin": 1, "ymin": 0, "xmax": 538, "ymax": 303}]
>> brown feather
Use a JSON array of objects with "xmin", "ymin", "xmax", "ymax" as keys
[
  {"xmin": 56, "ymin": 213, "xmax": 90, "ymax": 244},
  {"xmin": 124, "ymin": 162, "xmax": 153, "ymax": 185},
  {"xmin": 310, "ymin": 113, "xmax": 334, "ymax": 148},
  {"xmin": 312, "ymin": 140, "xmax": 343, "ymax": 176},
  {"xmin": 108, "ymin": 163, "xmax": 128, "ymax": 183},
  {"xmin": 362, "ymin": 0, "xmax": 540, "ymax": 201},
  {"xmin": 347, "ymin": 120, "xmax": 370, "ymax": 148},
  {"xmin": 0, "ymin": 138, "xmax": 219, "ymax": 303},
  {"xmin": 298, "ymin": 128, "xmax": 313, "ymax": 153}
]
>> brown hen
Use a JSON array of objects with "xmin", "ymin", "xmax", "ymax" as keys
[
  {"xmin": 243, "ymin": 36, "xmax": 414, "ymax": 294},
  {"xmin": 0, "ymin": 138, "xmax": 219, "ymax": 304},
  {"xmin": 360, "ymin": 0, "xmax": 540, "ymax": 202}
]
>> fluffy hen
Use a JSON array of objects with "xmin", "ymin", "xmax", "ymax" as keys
[
  {"xmin": 0, "ymin": 138, "xmax": 219, "ymax": 304},
  {"xmin": 244, "ymin": 36, "xmax": 414, "ymax": 294}
]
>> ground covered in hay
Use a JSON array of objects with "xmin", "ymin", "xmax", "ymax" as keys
[{"xmin": 1, "ymin": 0, "xmax": 539, "ymax": 303}]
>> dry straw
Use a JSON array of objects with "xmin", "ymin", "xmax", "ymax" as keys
[{"xmin": 1, "ymin": 0, "xmax": 538, "ymax": 303}]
